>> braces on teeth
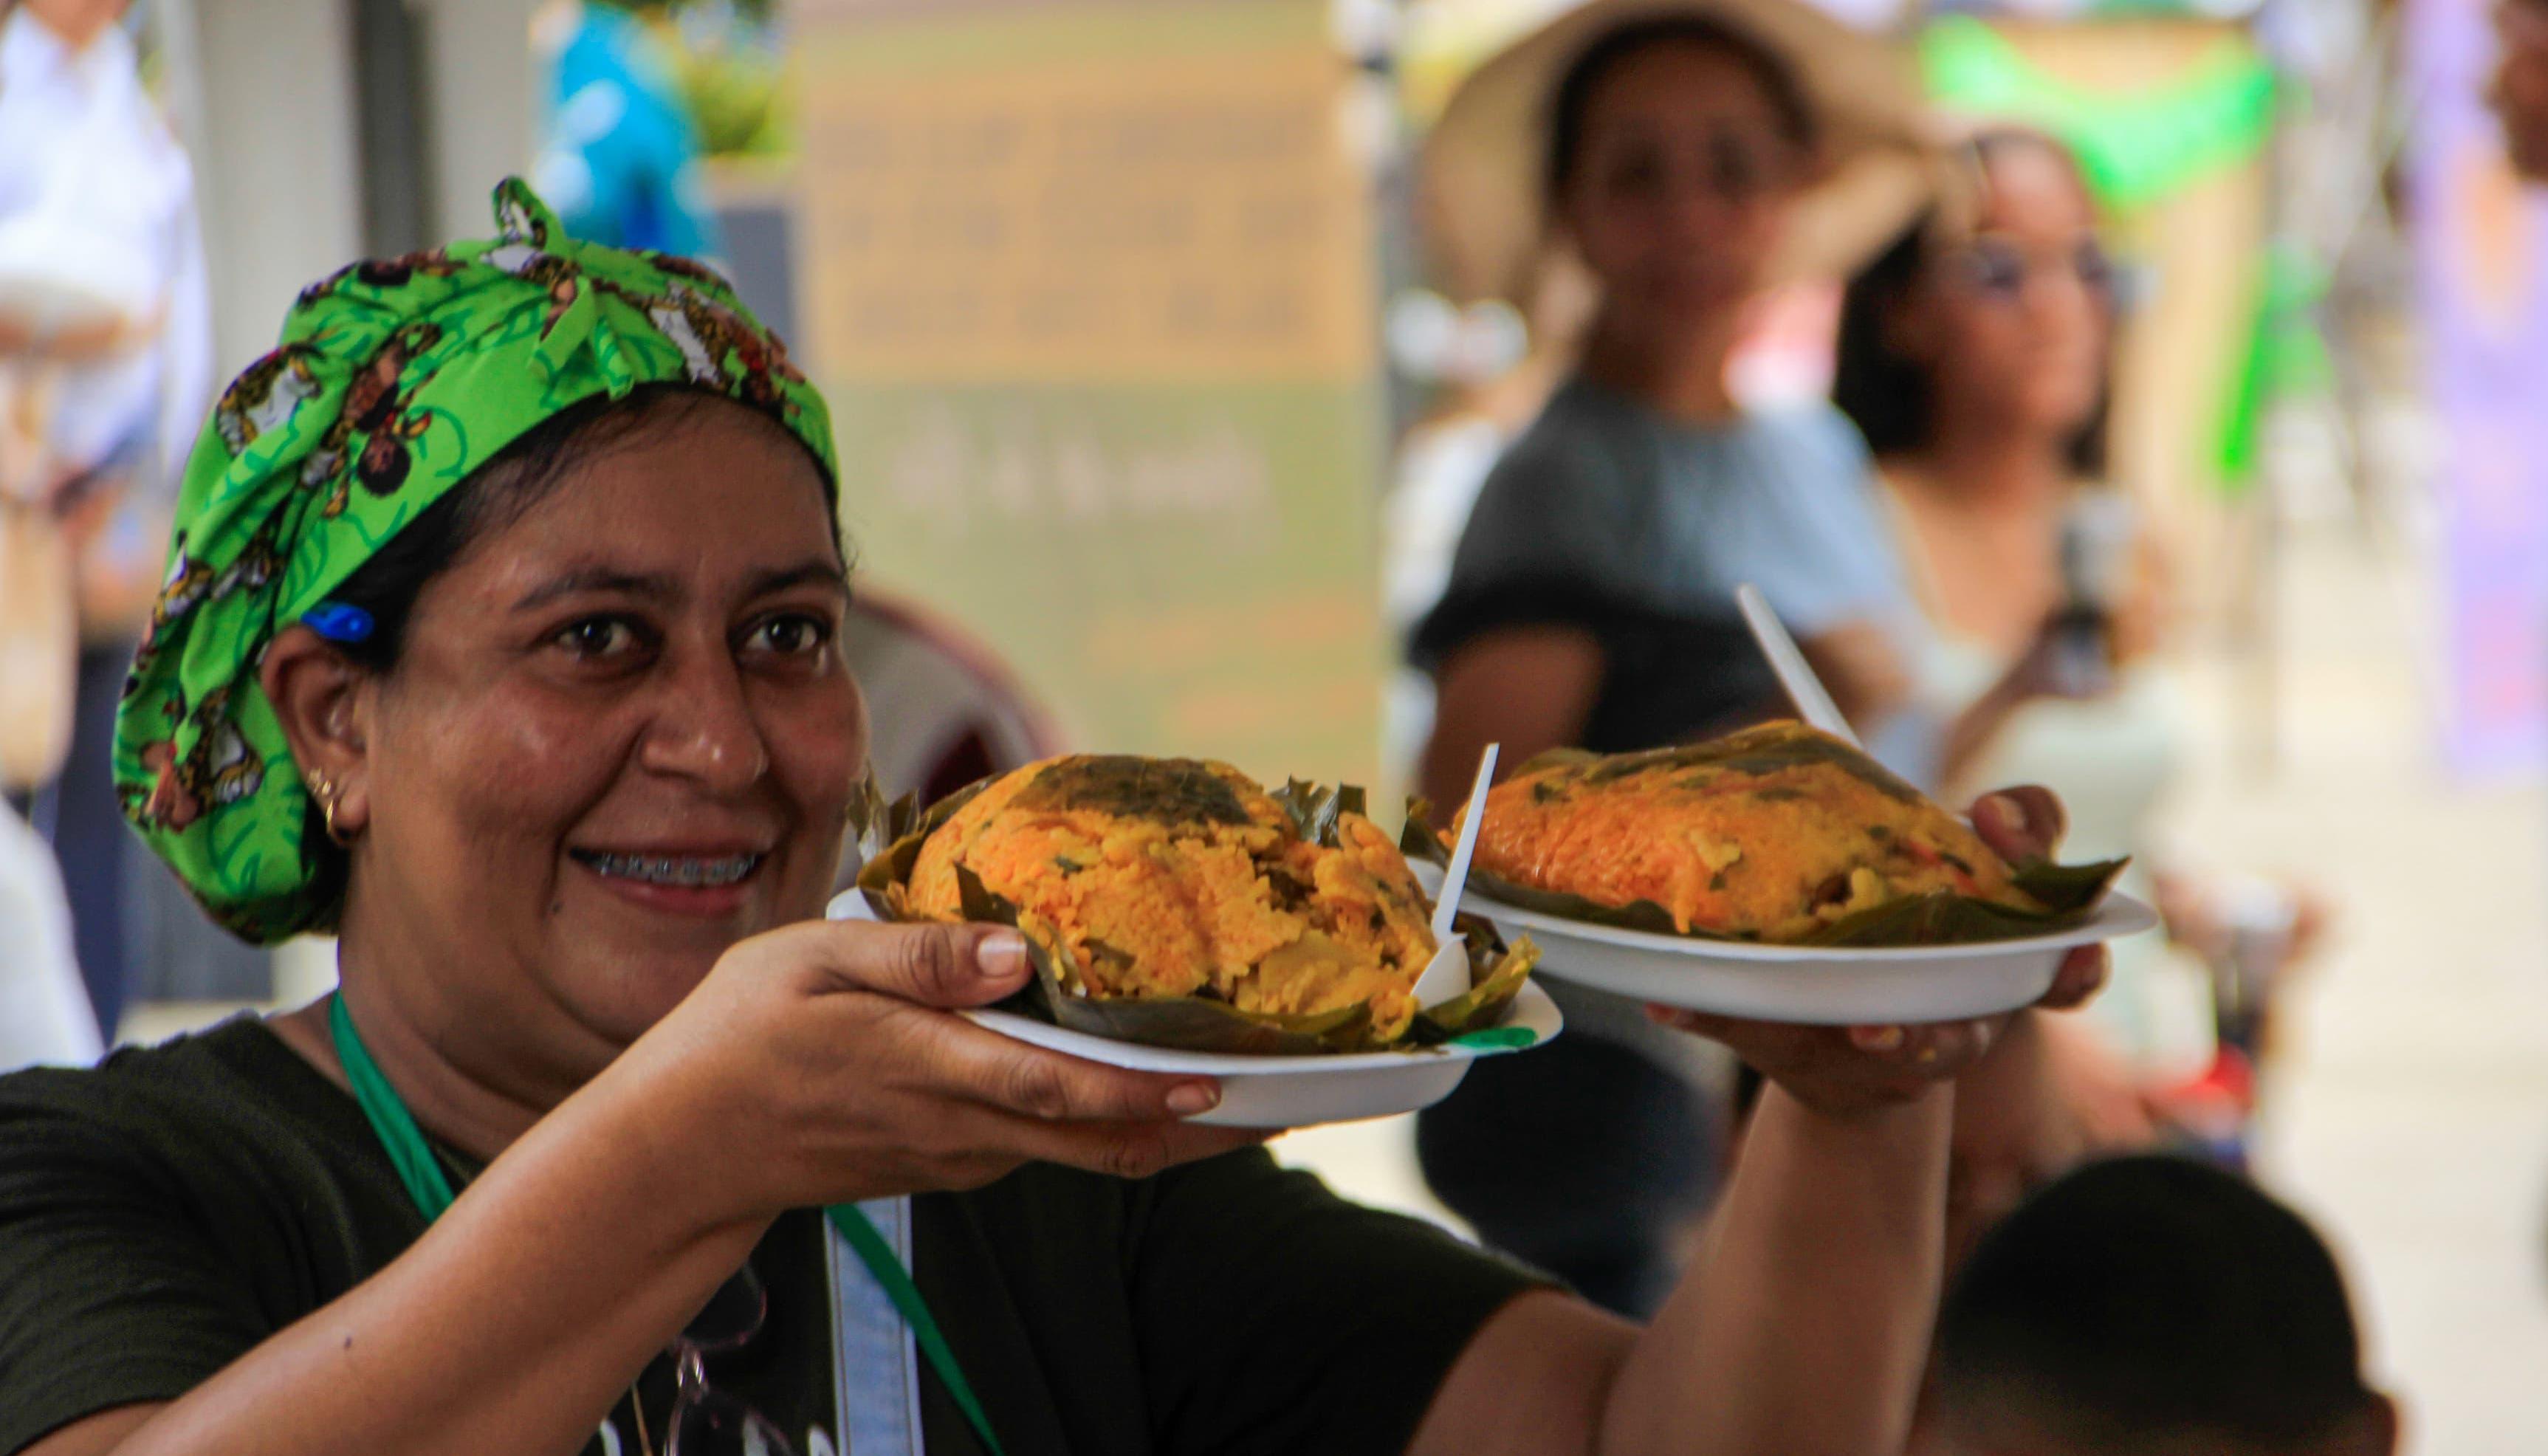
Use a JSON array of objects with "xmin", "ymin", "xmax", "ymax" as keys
[{"xmin": 583, "ymin": 852, "xmax": 759, "ymax": 887}]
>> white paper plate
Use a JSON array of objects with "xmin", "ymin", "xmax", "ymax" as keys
[
  {"xmin": 824, "ymin": 889, "xmax": 1562, "ymax": 1127},
  {"xmin": 1413, "ymin": 862, "xmax": 2158, "ymax": 1026}
]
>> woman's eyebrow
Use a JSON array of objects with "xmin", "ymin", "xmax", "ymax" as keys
[
  {"xmin": 510, "ymin": 567, "xmax": 682, "ymax": 611},
  {"xmin": 745, "ymin": 560, "xmax": 853, "ymax": 599}
]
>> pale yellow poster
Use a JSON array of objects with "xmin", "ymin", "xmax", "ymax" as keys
[{"xmin": 795, "ymin": 0, "xmax": 1384, "ymax": 787}]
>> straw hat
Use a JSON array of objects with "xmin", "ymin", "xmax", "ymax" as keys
[{"xmin": 1418, "ymin": 0, "xmax": 1938, "ymax": 307}]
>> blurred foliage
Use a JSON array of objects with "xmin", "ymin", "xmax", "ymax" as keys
[
  {"xmin": 1922, "ymin": 17, "xmax": 2278, "ymax": 211},
  {"xmin": 674, "ymin": 32, "xmax": 791, "ymax": 157},
  {"xmin": 1930, "ymin": 1, "xmax": 2267, "ymax": 15},
  {"xmin": 2214, "ymin": 246, "xmax": 2334, "ymax": 492},
  {"xmin": 594, "ymin": 0, "xmax": 776, "ymax": 17},
  {"xmin": 630, "ymin": 0, "xmax": 795, "ymax": 157}
]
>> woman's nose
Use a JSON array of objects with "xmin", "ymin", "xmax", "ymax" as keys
[
  {"xmin": 1666, "ymin": 181, "xmax": 1740, "ymax": 236},
  {"xmin": 2027, "ymin": 258, "xmax": 2101, "ymax": 323},
  {"xmin": 639, "ymin": 652, "xmax": 771, "ymax": 791}
]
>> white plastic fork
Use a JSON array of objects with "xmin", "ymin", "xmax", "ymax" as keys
[
  {"xmin": 1735, "ymin": 583, "xmax": 1864, "ymax": 749},
  {"xmin": 1414, "ymin": 743, "xmax": 1500, "ymax": 1005}
]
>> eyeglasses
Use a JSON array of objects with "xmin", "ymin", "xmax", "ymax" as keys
[
  {"xmin": 1943, "ymin": 236, "xmax": 2119, "ymax": 303},
  {"xmin": 649, "ymin": 1263, "xmax": 797, "ymax": 1456}
]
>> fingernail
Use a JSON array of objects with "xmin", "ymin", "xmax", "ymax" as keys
[
  {"xmin": 1852, "ymin": 1025, "xmax": 1907, "ymax": 1052},
  {"xmin": 1167, "ymin": 1082, "xmax": 1219, "ymax": 1116},
  {"xmin": 977, "ymin": 932, "xmax": 1029, "ymax": 978}
]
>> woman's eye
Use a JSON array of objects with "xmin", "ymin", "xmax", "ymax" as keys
[
  {"xmin": 746, "ymin": 614, "xmax": 832, "ymax": 656},
  {"xmin": 1956, "ymin": 241, "xmax": 2030, "ymax": 298},
  {"xmin": 2075, "ymin": 241, "xmax": 2116, "ymax": 292},
  {"xmin": 554, "ymin": 617, "xmax": 639, "ymax": 659}
]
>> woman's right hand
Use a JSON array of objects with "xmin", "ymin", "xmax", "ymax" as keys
[{"xmin": 593, "ymin": 919, "xmax": 1269, "ymax": 1225}]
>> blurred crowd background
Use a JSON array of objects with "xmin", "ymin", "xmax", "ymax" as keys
[{"xmin": 2, "ymin": 0, "xmax": 2544, "ymax": 1448}]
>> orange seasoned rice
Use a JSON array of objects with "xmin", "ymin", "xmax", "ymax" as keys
[
  {"xmin": 1458, "ymin": 722, "xmax": 2040, "ymax": 942},
  {"xmin": 905, "ymin": 755, "xmax": 1438, "ymax": 1040}
]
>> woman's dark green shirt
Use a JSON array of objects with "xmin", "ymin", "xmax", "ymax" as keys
[{"xmin": 0, "ymin": 1020, "xmax": 1540, "ymax": 1455}]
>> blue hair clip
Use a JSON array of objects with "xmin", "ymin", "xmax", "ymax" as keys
[{"xmin": 301, "ymin": 602, "xmax": 376, "ymax": 645}]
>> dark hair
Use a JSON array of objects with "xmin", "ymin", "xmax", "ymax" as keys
[
  {"xmin": 1545, "ymin": 15, "xmax": 1819, "ymax": 203},
  {"xmin": 1831, "ymin": 129, "xmax": 2112, "ymax": 478},
  {"xmin": 301, "ymin": 384, "xmax": 838, "ymax": 918},
  {"xmin": 1937, "ymin": 1155, "xmax": 2375, "ymax": 1449}
]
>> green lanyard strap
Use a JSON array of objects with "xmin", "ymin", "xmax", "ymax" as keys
[
  {"xmin": 329, "ymin": 995, "xmax": 1005, "ymax": 1456},
  {"xmin": 824, "ymin": 1203, "xmax": 1006, "ymax": 1456},
  {"xmin": 330, "ymin": 996, "xmax": 458, "ymax": 1220}
]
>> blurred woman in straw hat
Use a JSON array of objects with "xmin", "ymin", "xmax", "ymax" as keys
[
  {"xmin": 1407, "ymin": 0, "xmax": 1948, "ymax": 1316},
  {"xmin": 1412, "ymin": 0, "xmax": 1938, "ymax": 802}
]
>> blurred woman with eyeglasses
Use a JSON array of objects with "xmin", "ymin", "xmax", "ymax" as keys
[
  {"xmin": 1834, "ymin": 127, "xmax": 2327, "ymax": 1227},
  {"xmin": 1833, "ymin": 128, "xmax": 2153, "ymax": 795}
]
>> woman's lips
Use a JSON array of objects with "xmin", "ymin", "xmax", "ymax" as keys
[{"xmin": 567, "ymin": 848, "xmax": 766, "ymax": 918}]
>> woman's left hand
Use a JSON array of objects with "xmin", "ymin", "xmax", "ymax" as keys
[{"xmin": 1646, "ymin": 785, "xmax": 2109, "ymax": 1120}]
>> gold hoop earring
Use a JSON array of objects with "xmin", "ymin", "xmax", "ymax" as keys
[{"xmin": 308, "ymin": 771, "xmax": 356, "ymax": 848}]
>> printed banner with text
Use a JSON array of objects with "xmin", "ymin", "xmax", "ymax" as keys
[{"xmin": 796, "ymin": 0, "xmax": 1385, "ymax": 788}]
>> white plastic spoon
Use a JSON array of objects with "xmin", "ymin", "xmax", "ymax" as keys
[
  {"xmin": 1734, "ymin": 583, "xmax": 1864, "ymax": 750},
  {"xmin": 1415, "ymin": 743, "xmax": 1500, "ymax": 1006}
]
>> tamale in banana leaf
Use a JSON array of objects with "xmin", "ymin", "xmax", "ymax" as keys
[
  {"xmin": 849, "ymin": 760, "xmax": 1536, "ymax": 1056},
  {"xmin": 1403, "ymin": 722, "xmax": 2127, "ymax": 949}
]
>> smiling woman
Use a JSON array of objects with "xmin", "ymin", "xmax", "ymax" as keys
[
  {"xmin": 275, "ymin": 383, "xmax": 862, "ymax": 1050},
  {"xmin": 0, "ymin": 180, "xmax": 2106, "ymax": 1456}
]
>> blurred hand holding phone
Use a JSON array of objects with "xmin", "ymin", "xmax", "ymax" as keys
[{"xmin": 2042, "ymin": 487, "xmax": 2137, "ymax": 698}]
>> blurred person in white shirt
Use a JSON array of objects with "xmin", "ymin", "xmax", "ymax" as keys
[
  {"xmin": 0, "ymin": 0, "xmax": 208, "ymax": 492},
  {"xmin": 0, "ymin": 803, "xmax": 100, "ymax": 1071},
  {"xmin": 0, "ymin": 0, "xmax": 219, "ymax": 1041}
]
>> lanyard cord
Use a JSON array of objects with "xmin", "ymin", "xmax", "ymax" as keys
[
  {"xmin": 823, "ymin": 1204, "xmax": 1006, "ymax": 1455},
  {"xmin": 329, "ymin": 996, "xmax": 457, "ymax": 1218},
  {"xmin": 327, "ymin": 995, "xmax": 1006, "ymax": 1456}
]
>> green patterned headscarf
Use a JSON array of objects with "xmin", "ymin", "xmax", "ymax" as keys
[{"xmin": 114, "ymin": 179, "xmax": 838, "ymax": 944}]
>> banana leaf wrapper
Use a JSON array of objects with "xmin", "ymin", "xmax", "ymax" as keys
[
  {"xmin": 1402, "ymin": 794, "xmax": 2127, "ymax": 950},
  {"xmin": 849, "ymin": 769, "xmax": 1537, "ymax": 1056}
]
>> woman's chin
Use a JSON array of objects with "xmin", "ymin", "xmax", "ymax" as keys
[
  {"xmin": 561, "ymin": 945, "xmax": 727, "ymax": 1039},
  {"xmin": 1618, "ymin": 281, "xmax": 1748, "ymax": 342},
  {"xmin": 579, "ymin": 902, "xmax": 760, "ymax": 962},
  {"xmin": 546, "ymin": 888, "xmax": 763, "ymax": 999}
]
